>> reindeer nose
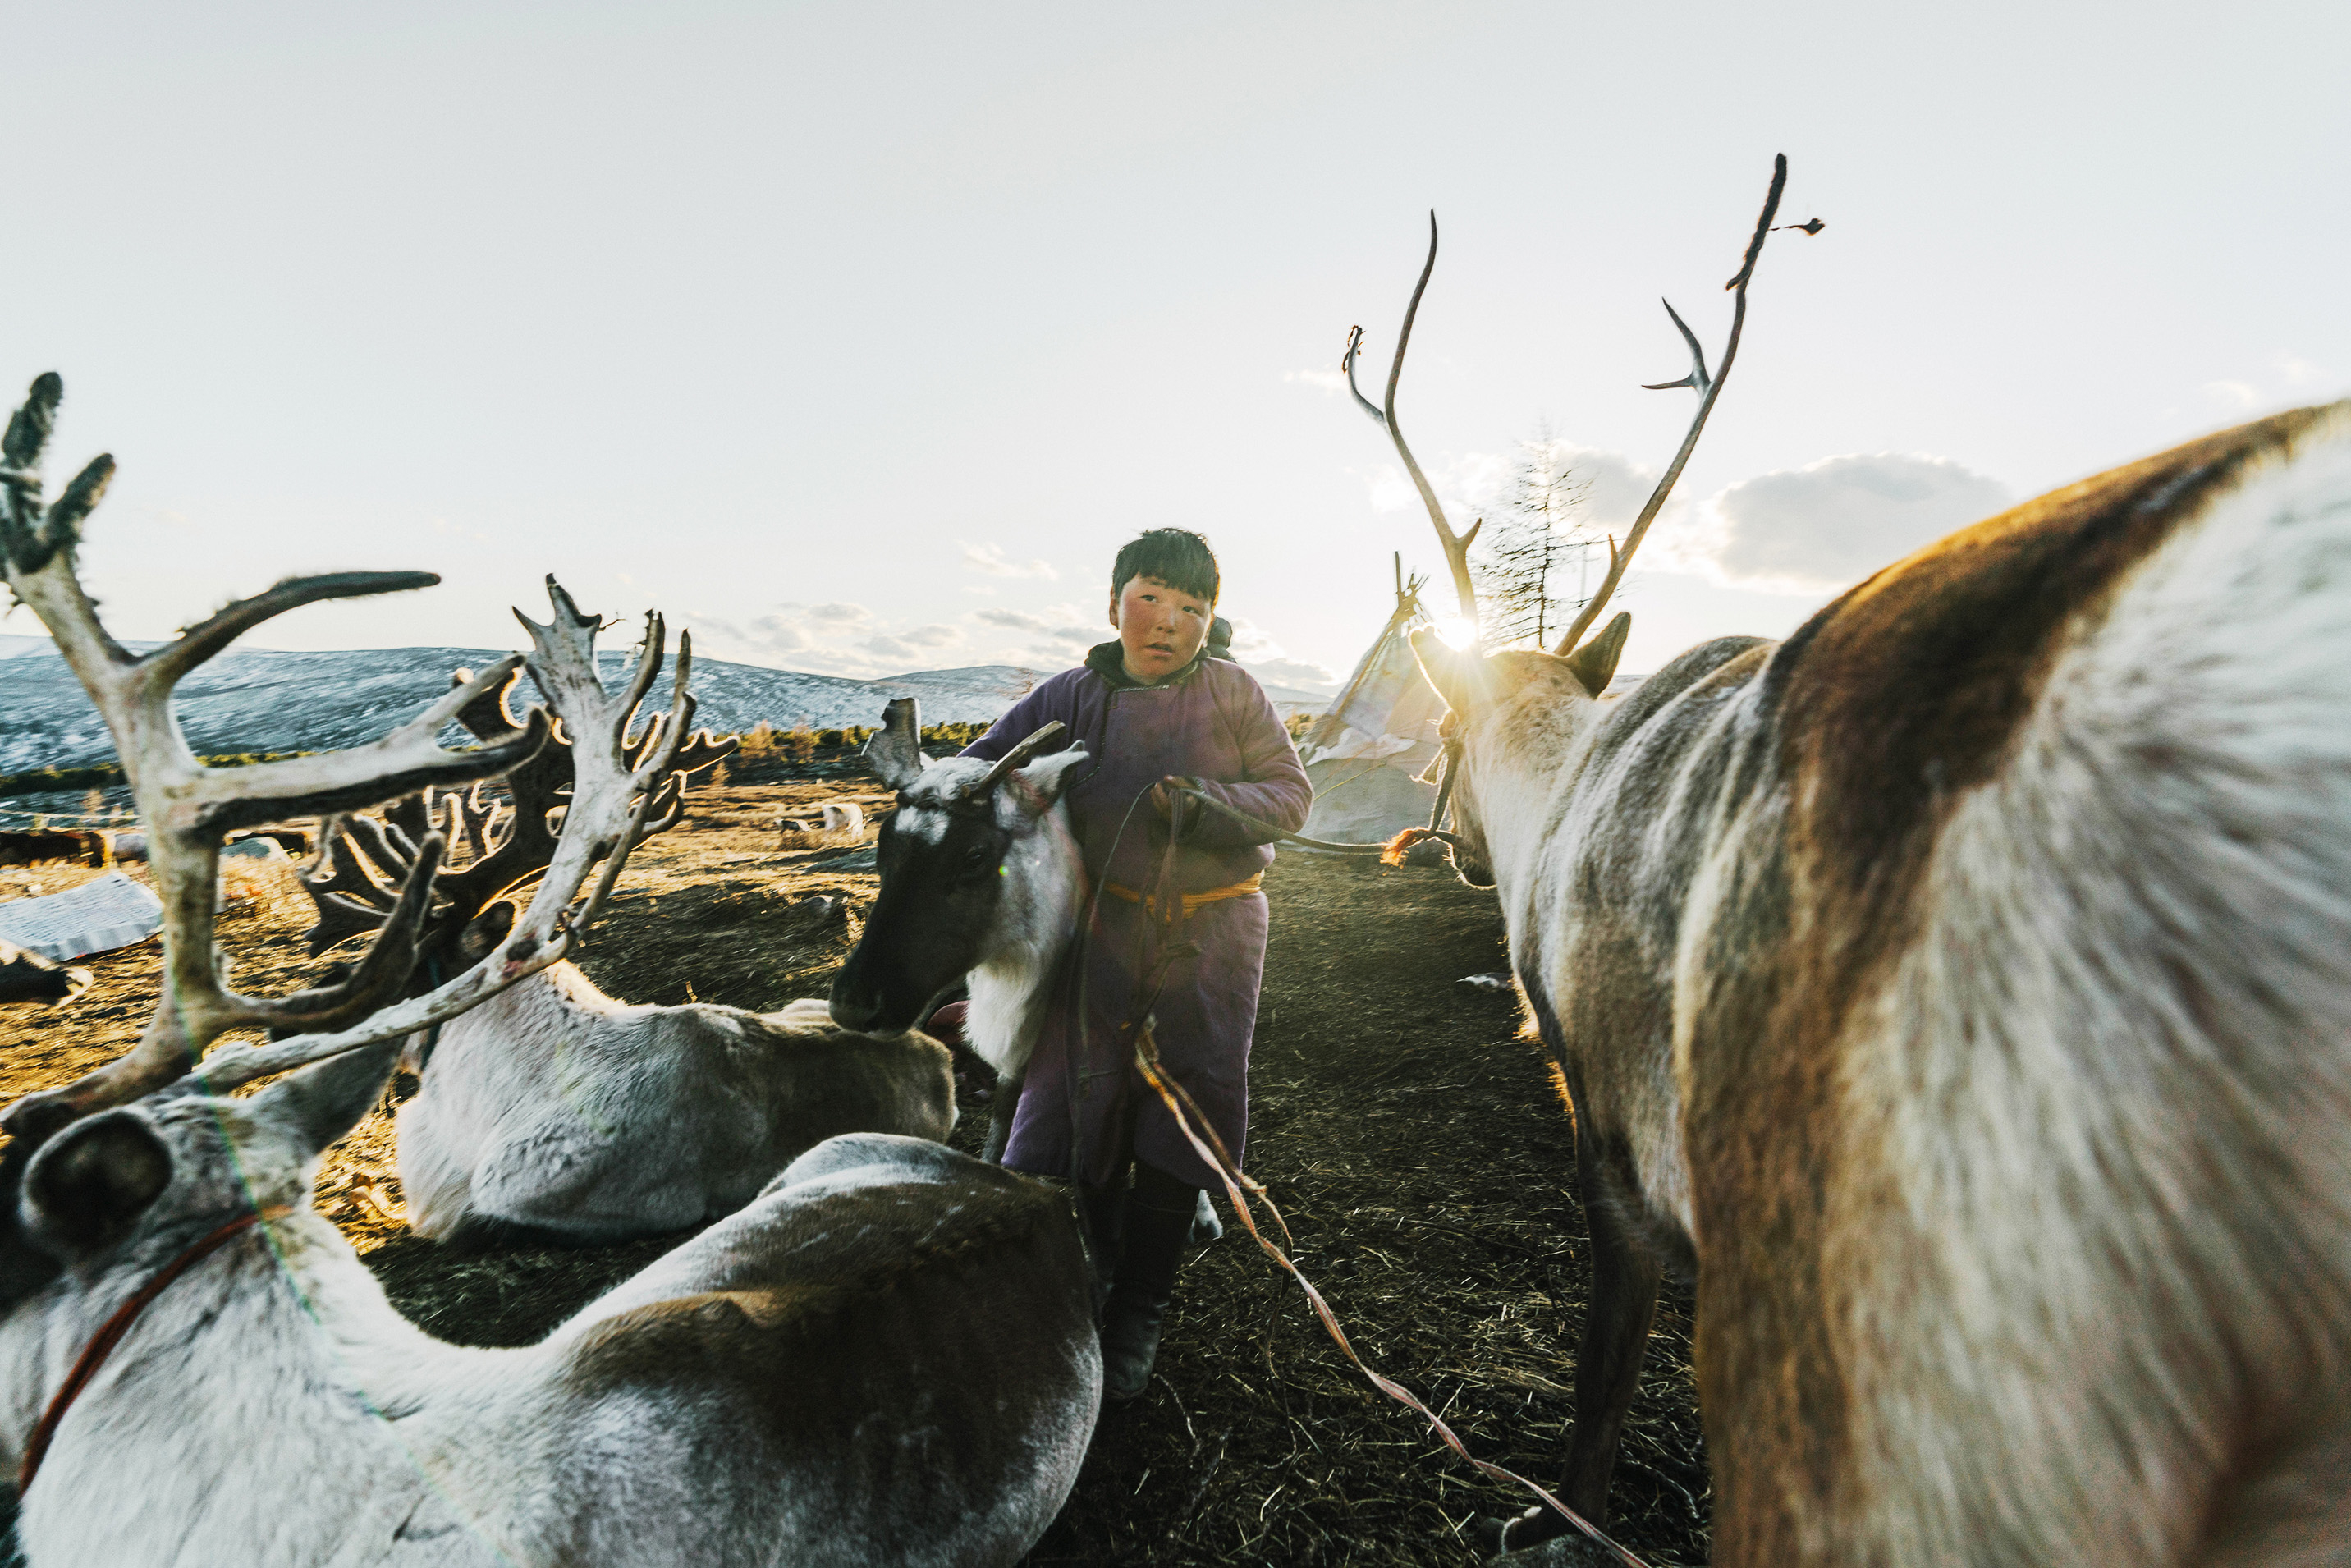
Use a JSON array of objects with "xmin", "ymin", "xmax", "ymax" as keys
[{"xmin": 827, "ymin": 988, "xmax": 881, "ymax": 1032}]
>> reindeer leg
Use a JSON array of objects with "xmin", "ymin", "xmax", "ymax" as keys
[
  {"xmin": 981, "ymin": 1071, "xmax": 1021, "ymax": 1164},
  {"xmin": 1483, "ymin": 1139, "xmax": 1664, "ymax": 1556}
]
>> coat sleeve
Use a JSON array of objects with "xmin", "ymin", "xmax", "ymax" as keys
[
  {"xmin": 959, "ymin": 681, "xmax": 1070, "ymax": 761},
  {"xmin": 1180, "ymin": 675, "xmax": 1312, "ymax": 849}
]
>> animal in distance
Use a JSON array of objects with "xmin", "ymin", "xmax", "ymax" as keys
[{"xmin": 1363, "ymin": 159, "xmax": 2351, "ymax": 1564}]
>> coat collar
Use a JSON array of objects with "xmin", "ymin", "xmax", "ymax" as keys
[{"xmin": 1086, "ymin": 640, "xmax": 1211, "ymax": 692}]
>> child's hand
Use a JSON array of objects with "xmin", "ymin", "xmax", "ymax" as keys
[{"xmin": 1149, "ymin": 775, "xmax": 1198, "ymax": 820}]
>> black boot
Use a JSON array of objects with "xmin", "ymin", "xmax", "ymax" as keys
[{"xmin": 1098, "ymin": 1164, "xmax": 1199, "ymax": 1405}]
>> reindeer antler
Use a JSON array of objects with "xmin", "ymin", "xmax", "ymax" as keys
[
  {"xmin": 1344, "ymin": 212, "xmax": 1483, "ymax": 639},
  {"xmin": 295, "ymin": 661, "xmax": 735, "ymax": 961},
  {"xmin": 196, "ymin": 578, "xmax": 709, "ymax": 1093},
  {"xmin": 1551, "ymin": 154, "xmax": 1790, "ymax": 658},
  {"xmin": 0, "ymin": 374, "xmax": 552, "ymax": 1139},
  {"xmin": 968, "ymin": 722, "xmax": 1066, "ymax": 796}
]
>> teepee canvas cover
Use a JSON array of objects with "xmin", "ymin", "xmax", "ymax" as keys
[{"xmin": 1295, "ymin": 565, "xmax": 1446, "ymax": 845}]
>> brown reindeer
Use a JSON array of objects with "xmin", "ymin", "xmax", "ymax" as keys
[{"xmin": 1354, "ymin": 167, "xmax": 2351, "ymax": 1564}]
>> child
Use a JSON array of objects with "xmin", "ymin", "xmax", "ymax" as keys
[{"xmin": 960, "ymin": 527, "xmax": 1311, "ymax": 1401}]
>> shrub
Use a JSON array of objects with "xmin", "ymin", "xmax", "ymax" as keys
[
  {"xmin": 734, "ymin": 720, "xmax": 782, "ymax": 761},
  {"xmin": 919, "ymin": 722, "xmax": 988, "ymax": 750}
]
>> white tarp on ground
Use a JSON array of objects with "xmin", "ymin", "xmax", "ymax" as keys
[{"xmin": 0, "ymin": 872, "xmax": 164, "ymax": 961}]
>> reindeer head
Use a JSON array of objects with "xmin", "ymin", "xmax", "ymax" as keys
[
  {"xmin": 1406, "ymin": 621, "xmax": 1632, "ymax": 888},
  {"xmin": 830, "ymin": 699, "xmax": 1088, "ymax": 1036},
  {"xmin": 0, "ymin": 1038, "xmax": 401, "ymax": 1372},
  {"xmin": 1350, "ymin": 159, "xmax": 1794, "ymax": 887},
  {"xmin": 286, "ymin": 658, "xmax": 734, "ymax": 1042}
]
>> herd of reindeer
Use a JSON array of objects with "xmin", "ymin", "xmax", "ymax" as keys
[{"xmin": 0, "ymin": 156, "xmax": 2346, "ymax": 1566}]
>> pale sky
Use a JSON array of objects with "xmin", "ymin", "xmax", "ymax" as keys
[{"xmin": 10, "ymin": 2, "xmax": 2345, "ymax": 690}]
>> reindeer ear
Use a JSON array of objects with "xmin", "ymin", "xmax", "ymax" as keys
[
  {"xmin": 456, "ymin": 901, "xmax": 516, "ymax": 964},
  {"xmin": 1008, "ymin": 745, "xmax": 1088, "ymax": 817},
  {"xmin": 22, "ymin": 1112, "xmax": 172, "ymax": 1256},
  {"xmin": 1564, "ymin": 612, "xmax": 1631, "ymax": 699},
  {"xmin": 251, "ymin": 1039, "xmax": 403, "ymax": 1157},
  {"xmin": 1408, "ymin": 627, "xmax": 1483, "ymax": 712},
  {"xmin": 864, "ymin": 698, "xmax": 930, "ymax": 791}
]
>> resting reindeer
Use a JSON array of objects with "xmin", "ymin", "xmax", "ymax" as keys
[
  {"xmin": 300, "ymin": 667, "xmax": 956, "ymax": 1248},
  {"xmin": 0, "ymin": 942, "xmax": 89, "ymax": 1007},
  {"xmin": 1357, "ymin": 163, "xmax": 2351, "ymax": 1564},
  {"xmin": 829, "ymin": 698, "xmax": 1087, "ymax": 1166},
  {"xmin": 0, "ymin": 369, "xmax": 1102, "ymax": 1566}
]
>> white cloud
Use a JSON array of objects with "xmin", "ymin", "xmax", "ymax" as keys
[
  {"xmin": 973, "ymin": 607, "xmax": 1048, "ymax": 634},
  {"xmin": 1220, "ymin": 612, "xmax": 1285, "ymax": 662},
  {"xmin": 860, "ymin": 633, "xmax": 923, "ymax": 662},
  {"xmin": 1285, "ymin": 369, "xmax": 1349, "ymax": 395},
  {"xmin": 1244, "ymin": 656, "xmax": 1337, "ymax": 690},
  {"xmin": 686, "ymin": 599, "xmax": 970, "ymax": 677},
  {"xmin": 2273, "ymin": 352, "xmax": 2329, "ymax": 387},
  {"xmin": 2205, "ymin": 380, "xmax": 2259, "ymax": 410},
  {"xmin": 963, "ymin": 541, "xmax": 1060, "ymax": 580},
  {"xmin": 899, "ymin": 623, "xmax": 962, "ymax": 648},
  {"xmin": 1663, "ymin": 452, "xmax": 2011, "ymax": 596}
]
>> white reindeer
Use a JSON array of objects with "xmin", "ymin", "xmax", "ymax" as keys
[
  {"xmin": 1359, "ymin": 163, "xmax": 2351, "ymax": 1565},
  {"xmin": 827, "ymin": 699, "xmax": 1087, "ymax": 1165},
  {"xmin": 1, "ymin": 1059, "xmax": 1098, "ymax": 1567},
  {"xmin": 298, "ymin": 670, "xmax": 956, "ymax": 1249},
  {"xmin": 779, "ymin": 799, "xmax": 867, "ymax": 848},
  {"xmin": 0, "ymin": 369, "xmax": 1102, "ymax": 1566}
]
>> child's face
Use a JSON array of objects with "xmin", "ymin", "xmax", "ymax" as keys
[{"xmin": 1108, "ymin": 574, "xmax": 1212, "ymax": 682}]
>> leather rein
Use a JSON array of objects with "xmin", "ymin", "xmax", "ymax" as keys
[
  {"xmin": 18, "ymin": 1208, "xmax": 269, "ymax": 1492},
  {"xmin": 1168, "ymin": 736, "xmax": 1468, "ymax": 863}
]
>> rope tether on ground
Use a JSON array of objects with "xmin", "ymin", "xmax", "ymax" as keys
[{"xmin": 1115, "ymin": 783, "xmax": 1649, "ymax": 1568}]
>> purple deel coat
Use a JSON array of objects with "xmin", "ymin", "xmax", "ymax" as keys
[{"xmin": 961, "ymin": 643, "xmax": 1311, "ymax": 1190}]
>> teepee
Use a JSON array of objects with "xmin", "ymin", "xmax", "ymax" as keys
[{"xmin": 1295, "ymin": 557, "xmax": 1448, "ymax": 845}]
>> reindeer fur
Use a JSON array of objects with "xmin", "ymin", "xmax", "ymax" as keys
[
  {"xmin": 0, "ymin": 1051, "xmax": 1098, "ymax": 1567},
  {"xmin": 397, "ymin": 969, "xmax": 956, "ymax": 1247},
  {"xmin": 832, "ymin": 748, "xmax": 1089, "ymax": 1163},
  {"xmin": 1430, "ymin": 404, "xmax": 2351, "ymax": 1564}
]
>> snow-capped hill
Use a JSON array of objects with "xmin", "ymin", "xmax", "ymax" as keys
[{"xmin": 0, "ymin": 640, "xmax": 1056, "ymax": 775}]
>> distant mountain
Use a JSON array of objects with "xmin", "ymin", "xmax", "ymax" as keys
[
  {"xmin": 0, "ymin": 639, "xmax": 1331, "ymax": 774},
  {"xmin": 0, "ymin": 641, "xmax": 1047, "ymax": 774}
]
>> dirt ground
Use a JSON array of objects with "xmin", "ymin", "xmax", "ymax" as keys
[{"xmin": 0, "ymin": 775, "xmax": 1711, "ymax": 1566}]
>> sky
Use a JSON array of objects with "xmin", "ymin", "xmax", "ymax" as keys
[{"xmin": 7, "ymin": 2, "xmax": 2346, "ymax": 692}]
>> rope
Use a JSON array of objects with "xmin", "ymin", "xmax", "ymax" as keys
[
  {"xmin": 19, "ymin": 1209, "xmax": 272, "ymax": 1492},
  {"xmin": 1166, "ymin": 739, "xmax": 1465, "ymax": 860},
  {"xmin": 1118, "ymin": 796, "xmax": 1648, "ymax": 1568}
]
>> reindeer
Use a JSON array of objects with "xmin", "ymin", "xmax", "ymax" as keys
[
  {"xmin": 829, "ymin": 698, "xmax": 1088, "ymax": 1165},
  {"xmin": 0, "ymin": 942, "xmax": 89, "ymax": 1006},
  {"xmin": 0, "ymin": 370, "xmax": 1102, "ymax": 1566},
  {"xmin": 299, "ymin": 670, "xmax": 956, "ymax": 1248},
  {"xmin": 1355, "ymin": 163, "xmax": 2351, "ymax": 1565},
  {"xmin": 779, "ymin": 799, "xmax": 868, "ymax": 849}
]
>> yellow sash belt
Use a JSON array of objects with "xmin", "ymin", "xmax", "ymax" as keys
[{"xmin": 1101, "ymin": 871, "xmax": 1264, "ymax": 918}]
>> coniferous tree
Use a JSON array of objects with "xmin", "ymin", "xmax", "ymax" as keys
[{"xmin": 1472, "ymin": 427, "xmax": 1608, "ymax": 649}]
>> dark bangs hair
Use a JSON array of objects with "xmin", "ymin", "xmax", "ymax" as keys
[{"xmin": 1111, "ymin": 528, "xmax": 1220, "ymax": 607}]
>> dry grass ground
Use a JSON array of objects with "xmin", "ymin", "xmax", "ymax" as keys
[{"xmin": 0, "ymin": 776, "xmax": 1711, "ymax": 1566}]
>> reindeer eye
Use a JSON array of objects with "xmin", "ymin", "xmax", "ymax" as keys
[{"xmin": 965, "ymin": 844, "xmax": 991, "ymax": 869}]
